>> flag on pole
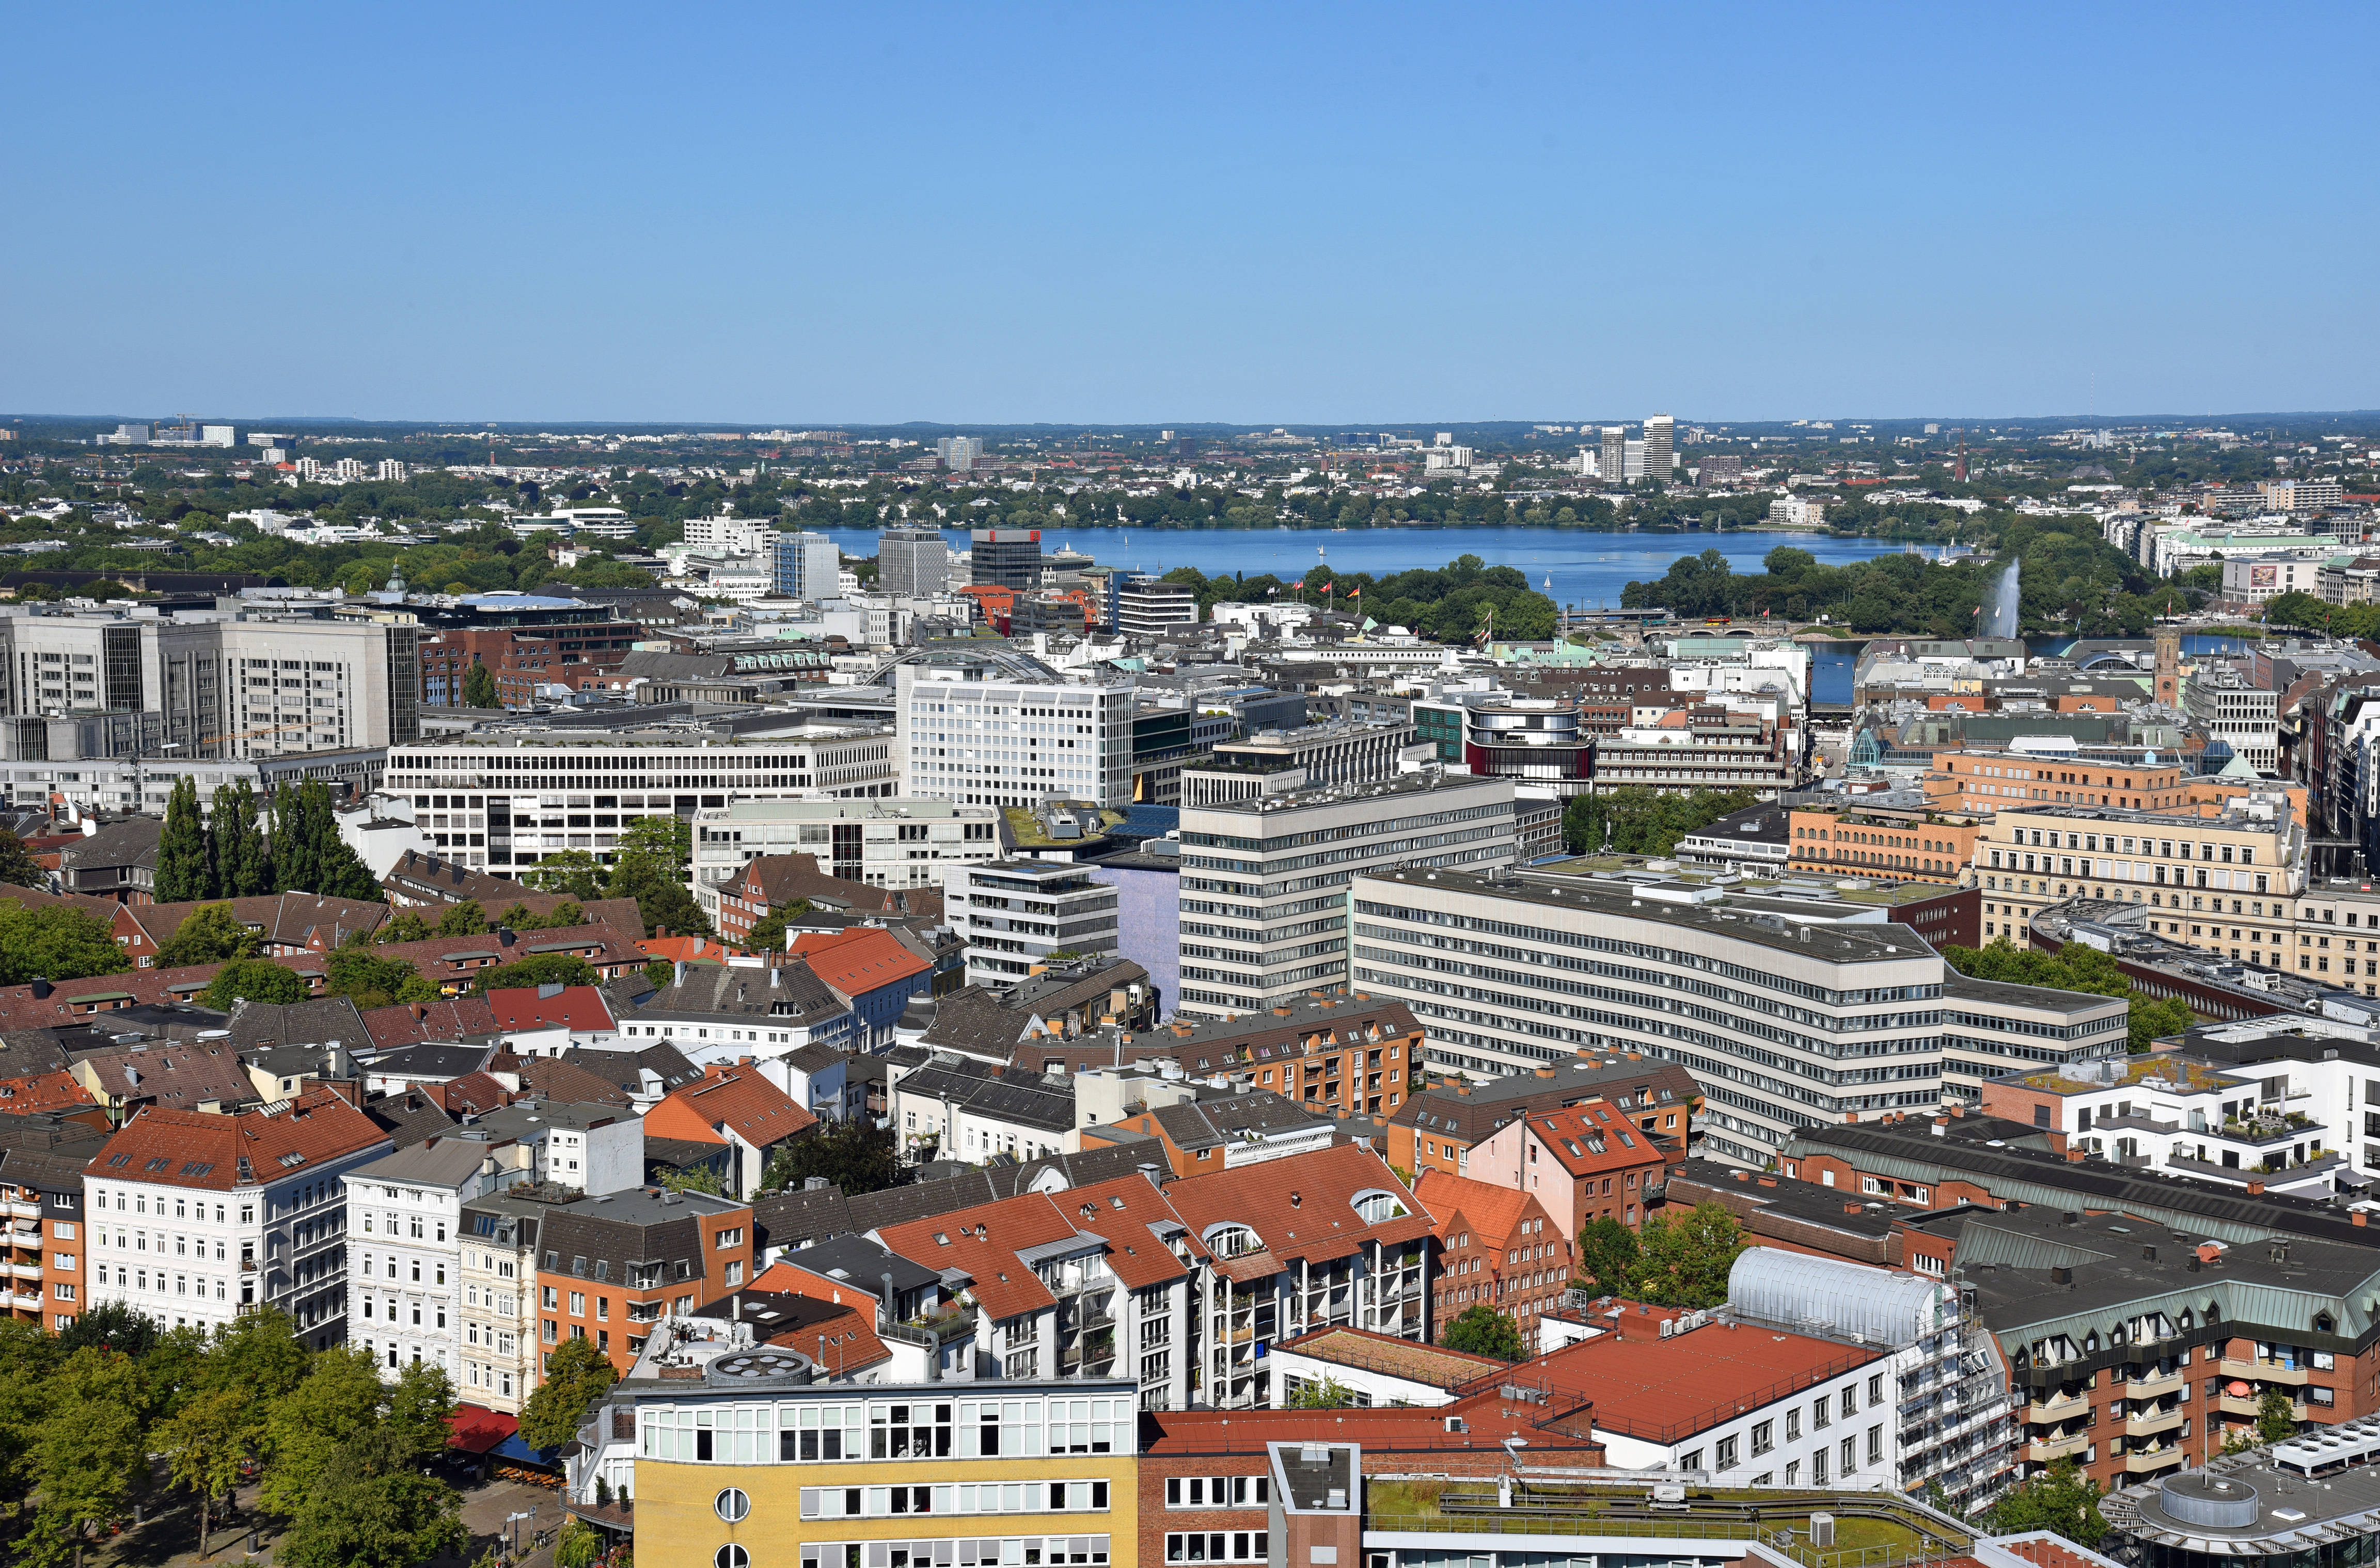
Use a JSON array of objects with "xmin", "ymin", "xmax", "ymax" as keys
[
  {"xmin": 1349, "ymin": 586, "xmax": 1361, "ymax": 599},
  {"xmin": 1291, "ymin": 579, "xmax": 1304, "ymax": 590}
]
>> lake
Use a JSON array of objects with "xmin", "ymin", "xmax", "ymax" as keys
[{"xmin": 815, "ymin": 525, "xmax": 1934, "ymax": 616}]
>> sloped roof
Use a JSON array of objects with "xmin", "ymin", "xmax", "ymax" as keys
[
  {"xmin": 1413, "ymin": 1168, "xmax": 1540, "ymax": 1247},
  {"xmin": 730, "ymin": 853, "xmax": 904, "ymax": 915},
  {"xmin": 1523, "ymin": 1102, "xmax": 1667, "ymax": 1178},
  {"xmin": 1167, "ymin": 1142, "xmax": 1433, "ymax": 1269},
  {"xmin": 123, "ymin": 893, "xmax": 390, "ymax": 952},
  {"xmin": 362, "ymin": 1088, "xmax": 456, "ymax": 1147},
  {"xmin": 894, "ymin": 1057, "xmax": 1074, "ymax": 1135},
  {"xmin": 1390, "ymin": 1056, "xmax": 1701, "ymax": 1142},
  {"xmin": 77, "ymin": 1041, "xmax": 259, "ymax": 1111},
  {"xmin": 875, "ymin": 1192, "xmax": 1076, "ymax": 1323},
  {"xmin": 791, "ymin": 927, "xmax": 931, "ymax": 999},
  {"xmin": 644, "ymin": 1065, "xmax": 818, "ymax": 1151},
  {"xmin": 563, "ymin": 1041, "xmax": 702, "ymax": 1098},
  {"xmin": 0, "ymin": 1069, "xmax": 98, "ymax": 1115},
  {"xmin": 227, "ymin": 996, "xmax": 372, "ymax": 1052},
  {"xmin": 484, "ymin": 985, "xmax": 614, "ymax": 1034},
  {"xmin": 85, "ymin": 1087, "xmax": 390, "ymax": 1191},
  {"xmin": 490, "ymin": 1052, "xmax": 632, "ymax": 1108},
  {"xmin": 637, "ymin": 959, "xmax": 849, "ymax": 1026},
  {"xmin": 359, "ymin": 995, "xmax": 500, "ymax": 1052}
]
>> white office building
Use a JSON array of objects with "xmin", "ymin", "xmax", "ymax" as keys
[
  {"xmin": 951, "ymin": 859, "xmax": 1123, "ymax": 986},
  {"xmin": 878, "ymin": 528, "xmax": 951, "ymax": 596},
  {"xmin": 892, "ymin": 647, "xmax": 1136, "ymax": 809},
  {"xmin": 1175, "ymin": 772, "xmax": 1518, "ymax": 1019},
  {"xmin": 692, "ymin": 796, "xmax": 1003, "ymax": 920}
]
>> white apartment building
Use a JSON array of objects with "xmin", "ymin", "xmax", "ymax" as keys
[
  {"xmin": 345, "ymin": 1137, "xmax": 513, "ymax": 1381},
  {"xmin": 692, "ymin": 797, "xmax": 1002, "ymax": 920},
  {"xmin": 83, "ymin": 1090, "xmax": 391, "ymax": 1349},
  {"xmin": 1348, "ymin": 866, "xmax": 1952, "ymax": 1163},
  {"xmin": 893, "ymin": 647, "xmax": 1136, "ymax": 809},
  {"xmin": 1175, "ymin": 772, "xmax": 1517, "ymax": 1019},
  {"xmin": 459, "ymin": 1188, "xmax": 551, "ymax": 1413},
  {"xmin": 0, "ymin": 608, "xmax": 421, "ymax": 760},
  {"xmin": 382, "ymin": 723, "xmax": 898, "ymax": 874},
  {"xmin": 464, "ymin": 1104, "xmax": 644, "ymax": 1194},
  {"xmin": 951, "ymin": 860, "xmax": 1123, "ymax": 986}
]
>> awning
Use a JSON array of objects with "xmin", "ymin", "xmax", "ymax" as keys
[
  {"xmin": 2226, "ymin": 1381, "xmax": 2253, "ymax": 1399},
  {"xmin": 446, "ymin": 1403, "xmax": 518, "ymax": 1455},
  {"xmin": 494, "ymin": 1430, "xmax": 559, "ymax": 1468}
]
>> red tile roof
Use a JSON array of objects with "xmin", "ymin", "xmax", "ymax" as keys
[
  {"xmin": 1049, "ymin": 1174, "xmax": 1190, "ymax": 1290},
  {"xmin": 1413, "ymin": 1169, "xmax": 1539, "ymax": 1247},
  {"xmin": 1165, "ymin": 1142, "xmax": 1435, "ymax": 1270},
  {"xmin": 790, "ymin": 927, "xmax": 930, "ymax": 997},
  {"xmin": 85, "ymin": 1087, "xmax": 390, "ymax": 1191},
  {"xmin": 358, "ymin": 995, "xmax": 499, "ymax": 1052},
  {"xmin": 760, "ymin": 1300, "xmax": 890, "ymax": 1377},
  {"xmin": 0, "ymin": 1069, "xmax": 98, "ymax": 1115},
  {"xmin": 1525, "ymin": 1102, "xmax": 1665, "ymax": 1178},
  {"xmin": 643, "ymin": 1065, "xmax": 817, "ymax": 1151},
  {"xmin": 875, "ymin": 1192, "xmax": 1076, "ymax": 1324},
  {"xmin": 483, "ymin": 985, "xmax": 614, "ymax": 1033},
  {"xmin": 1519, "ymin": 1307, "xmax": 1881, "ymax": 1439}
]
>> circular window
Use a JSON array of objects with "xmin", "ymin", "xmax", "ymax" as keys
[
  {"xmin": 716, "ymin": 1547, "xmax": 750, "ymax": 1568},
  {"xmin": 714, "ymin": 1490, "xmax": 750, "ymax": 1525}
]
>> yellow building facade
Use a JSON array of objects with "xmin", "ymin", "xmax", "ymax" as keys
[{"xmin": 626, "ymin": 1377, "xmax": 1140, "ymax": 1568}]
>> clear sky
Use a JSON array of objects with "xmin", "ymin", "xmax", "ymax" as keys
[{"xmin": 5, "ymin": 3, "xmax": 2373, "ymax": 426}]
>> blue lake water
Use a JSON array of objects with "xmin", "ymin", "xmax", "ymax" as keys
[{"xmin": 820, "ymin": 525, "xmax": 1933, "ymax": 616}]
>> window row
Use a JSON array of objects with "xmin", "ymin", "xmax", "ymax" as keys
[
  {"xmin": 793, "ymin": 1535, "xmax": 1109, "ymax": 1568},
  {"xmin": 800, "ymin": 1481, "xmax": 1110, "ymax": 1519}
]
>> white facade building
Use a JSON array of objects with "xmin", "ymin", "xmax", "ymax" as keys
[
  {"xmin": 344, "ymin": 1137, "xmax": 513, "ymax": 1381},
  {"xmin": 893, "ymin": 649, "xmax": 1136, "ymax": 809},
  {"xmin": 691, "ymin": 796, "xmax": 1003, "ymax": 917}
]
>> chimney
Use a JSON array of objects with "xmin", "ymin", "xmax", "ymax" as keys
[
  {"xmin": 657, "ymin": 926, "xmax": 669, "ymax": 940},
  {"xmin": 500, "ymin": 927, "xmax": 517, "ymax": 947},
  {"xmin": 2248, "ymin": 1180, "xmax": 2266, "ymax": 1196},
  {"xmin": 2356, "ymin": 1210, "xmax": 2369, "ymax": 1229},
  {"xmin": 29, "ymin": 977, "xmax": 49, "ymax": 999}
]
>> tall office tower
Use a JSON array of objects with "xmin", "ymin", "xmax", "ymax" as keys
[
  {"xmin": 1644, "ymin": 415, "xmax": 1675, "ymax": 481},
  {"xmin": 772, "ymin": 531, "xmax": 840, "ymax": 600},
  {"xmin": 936, "ymin": 435, "xmax": 983, "ymax": 472},
  {"xmin": 893, "ymin": 647, "xmax": 1136, "ymax": 809},
  {"xmin": 968, "ymin": 529, "xmax": 1043, "ymax": 591},
  {"xmin": 1599, "ymin": 426, "xmax": 1627, "ymax": 484},
  {"xmin": 878, "ymin": 528, "xmax": 950, "ymax": 596}
]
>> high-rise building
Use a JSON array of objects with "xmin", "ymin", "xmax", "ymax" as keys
[
  {"xmin": 877, "ymin": 528, "xmax": 950, "ymax": 596},
  {"xmin": 1644, "ymin": 414, "xmax": 1675, "ymax": 481},
  {"xmin": 1599, "ymin": 426, "xmax": 1627, "ymax": 484},
  {"xmin": 1174, "ymin": 772, "xmax": 1517, "ymax": 1019},
  {"xmin": 776, "ymin": 531, "xmax": 839, "ymax": 600},
  {"xmin": 1116, "ymin": 577, "xmax": 1199, "ymax": 638},
  {"xmin": 968, "ymin": 528, "xmax": 1043, "ymax": 591},
  {"xmin": 951, "ymin": 858, "xmax": 1123, "ymax": 985},
  {"xmin": 892, "ymin": 645, "xmax": 1136, "ymax": 808},
  {"xmin": 935, "ymin": 435, "xmax": 983, "ymax": 472}
]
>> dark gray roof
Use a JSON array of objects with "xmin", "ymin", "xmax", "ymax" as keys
[
  {"xmin": 751, "ymin": 1182, "xmax": 852, "ymax": 1251},
  {"xmin": 227, "ymin": 996, "xmax": 371, "ymax": 1052},
  {"xmin": 362, "ymin": 1042, "xmax": 498, "ymax": 1081},
  {"xmin": 779, "ymin": 1043, "xmax": 847, "ymax": 1075},
  {"xmin": 1667, "ymin": 1158, "xmax": 1900, "ymax": 1240},
  {"xmin": 836, "ymin": 1141, "xmax": 1165, "ymax": 1235},
  {"xmin": 638, "ymin": 961, "xmax": 849, "ymax": 1025},
  {"xmin": 776, "ymin": 1233, "xmax": 941, "ymax": 1297},
  {"xmin": 563, "ymin": 1041, "xmax": 703, "ymax": 1097},
  {"xmin": 895, "ymin": 1058, "xmax": 1073, "ymax": 1135},
  {"xmin": 0, "ymin": 1113, "xmax": 111, "ymax": 1194},
  {"xmin": 0, "ymin": 1030, "xmax": 70, "ymax": 1080},
  {"xmin": 534, "ymin": 1186, "xmax": 745, "ymax": 1289},
  {"xmin": 362, "ymin": 1089, "xmax": 458, "ymax": 1148}
]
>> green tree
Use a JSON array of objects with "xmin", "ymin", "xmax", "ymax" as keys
[
  {"xmin": 1563, "ymin": 786, "xmax": 1759, "ymax": 858},
  {"xmin": 157, "ymin": 901, "xmax": 259, "ymax": 968},
  {"xmin": 0, "ymin": 900, "xmax": 130, "ymax": 985},
  {"xmin": 1440, "ymin": 1305, "xmax": 1524, "ymax": 1360},
  {"xmin": 208, "ymin": 782, "xmax": 273, "ymax": 897},
  {"xmin": 494, "ymin": 901, "xmax": 541, "ymax": 931},
  {"xmin": 1941, "ymin": 940, "xmax": 2196, "ymax": 1054},
  {"xmin": 324, "ymin": 941, "xmax": 420, "ymax": 1009},
  {"xmin": 461, "ymin": 660, "xmax": 499, "ymax": 708},
  {"xmin": 642, "ymin": 956, "xmax": 673, "ymax": 991},
  {"xmin": 384, "ymin": 1361, "xmax": 460, "ymax": 1464},
  {"xmin": 0, "ymin": 827, "xmax": 48, "ymax": 889},
  {"xmin": 18, "ymin": 1349, "xmax": 151, "ymax": 1568},
  {"xmin": 554, "ymin": 1519, "xmax": 605, "ymax": 1568},
  {"xmin": 520, "ymin": 1336, "xmax": 619, "ymax": 1452},
  {"xmin": 270, "ymin": 781, "xmax": 380, "ymax": 902},
  {"xmin": 471, "ymin": 951, "xmax": 596, "ymax": 995},
  {"xmin": 201, "ymin": 958, "xmax": 304, "ymax": 1009},
  {"xmin": 434, "ymin": 899, "xmax": 486, "ymax": 937},
  {"xmin": 658, "ymin": 1163, "xmax": 723, "ymax": 1195},
  {"xmin": 1627, "ymin": 1204, "xmax": 1748, "ymax": 1309},
  {"xmin": 159, "ymin": 1388, "xmax": 251, "ymax": 1559},
  {"xmin": 1284, "ymin": 1374, "xmax": 1355, "ymax": 1409},
  {"xmin": 377, "ymin": 909, "xmax": 433, "ymax": 944},
  {"xmin": 1573, "ymin": 1216, "xmax": 1642, "ymax": 1296},
  {"xmin": 198, "ymin": 1308, "xmax": 310, "ymax": 1408},
  {"xmin": 258, "ymin": 1347, "xmax": 385, "ymax": 1518},
  {"xmin": 524, "ymin": 849, "xmax": 606, "ymax": 900},
  {"xmin": 608, "ymin": 814, "xmax": 711, "ymax": 937},
  {"xmin": 1988, "ymin": 1456, "xmax": 2107, "ymax": 1547},
  {"xmin": 2257, "ymin": 1385, "xmax": 2299, "ymax": 1444},
  {"xmin": 763, "ymin": 1118, "xmax": 898, "ymax": 1195},
  {"xmin": 546, "ymin": 898, "xmax": 584, "ymax": 927},
  {"xmin": 155, "ymin": 775, "xmax": 214, "ymax": 902},
  {"xmin": 56, "ymin": 1301, "xmax": 159, "ymax": 1359},
  {"xmin": 276, "ymin": 1427, "xmax": 465, "ymax": 1568},
  {"xmin": 745, "ymin": 899, "xmax": 810, "ymax": 954}
]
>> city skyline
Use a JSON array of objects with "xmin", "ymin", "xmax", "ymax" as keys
[{"xmin": 3, "ymin": 5, "xmax": 2373, "ymax": 423}]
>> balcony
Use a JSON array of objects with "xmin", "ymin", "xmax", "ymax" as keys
[
  {"xmin": 2125, "ymin": 1405, "xmax": 2185, "ymax": 1437},
  {"xmin": 5, "ymin": 1201, "xmax": 38, "ymax": 1221},
  {"xmin": 2026, "ymin": 1432, "xmax": 2089, "ymax": 1464},
  {"xmin": 8, "ymin": 1291, "xmax": 37, "ymax": 1309},
  {"xmin": 2124, "ymin": 1366, "xmax": 2185, "ymax": 1398},
  {"xmin": 2025, "ymin": 1389, "xmax": 2092, "ymax": 1423},
  {"xmin": 2124, "ymin": 1446, "xmax": 2187, "ymax": 1475},
  {"xmin": 6, "ymin": 1260, "xmax": 39, "ymax": 1280},
  {"xmin": 2221, "ymin": 1357, "xmax": 2311, "ymax": 1386}
]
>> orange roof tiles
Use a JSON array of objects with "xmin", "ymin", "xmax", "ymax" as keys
[
  {"xmin": 0, "ymin": 1069, "xmax": 98, "ymax": 1115},
  {"xmin": 85, "ymin": 1087, "xmax": 389, "ymax": 1191},
  {"xmin": 1527, "ymin": 1102, "xmax": 1664, "ymax": 1177},
  {"xmin": 1523, "ymin": 1308, "xmax": 1880, "ymax": 1439},
  {"xmin": 1050, "ymin": 1175, "xmax": 1190, "ymax": 1291},
  {"xmin": 790, "ymin": 928, "xmax": 930, "ymax": 997},
  {"xmin": 1413, "ymin": 1169, "xmax": 1537, "ymax": 1247},
  {"xmin": 643, "ymin": 1065, "xmax": 818, "ymax": 1151},
  {"xmin": 875, "ymin": 1192, "xmax": 1077, "ymax": 1324},
  {"xmin": 1165, "ymin": 1142, "xmax": 1435, "ymax": 1268},
  {"xmin": 484, "ymin": 984, "xmax": 613, "ymax": 1033}
]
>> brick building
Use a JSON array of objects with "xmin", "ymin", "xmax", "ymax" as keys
[
  {"xmin": 532, "ymin": 1184, "xmax": 753, "ymax": 1378},
  {"xmin": 1463, "ymin": 1099, "xmax": 1676, "ymax": 1238},
  {"xmin": 1386, "ymin": 1053, "xmax": 1701, "ymax": 1182},
  {"xmin": 1413, "ymin": 1168, "xmax": 1572, "ymax": 1339}
]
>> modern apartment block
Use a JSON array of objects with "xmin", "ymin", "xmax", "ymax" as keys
[
  {"xmin": 690, "ymin": 797, "xmax": 1002, "ymax": 921},
  {"xmin": 382, "ymin": 724, "xmax": 900, "ymax": 874},
  {"xmin": 1175, "ymin": 772, "xmax": 1517, "ymax": 1019},
  {"xmin": 877, "ymin": 528, "xmax": 951, "ymax": 596},
  {"xmin": 951, "ymin": 860, "xmax": 1122, "ymax": 986},
  {"xmin": 0, "ymin": 607, "xmax": 421, "ymax": 759},
  {"xmin": 1349, "ymin": 866, "xmax": 1948, "ymax": 1161},
  {"xmin": 892, "ymin": 647, "xmax": 1137, "ymax": 809},
  {"xmin": 533, "ymin": 1184, "xmax": 755, "ymax": 1378},
  {"xmin": 0, "ymin": 1113, "xmax": 108, "ymax": 1331},
  {"xmin": 1116, "ymin": 578, "xmax": 1199, "ymax": 638},
  {"xmin": 83, "ymin": 1089, "xmax": 391, "ymax": 1348}
]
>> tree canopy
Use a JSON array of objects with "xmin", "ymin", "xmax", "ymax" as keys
[
  {"xmin": 1941, "ymin": 940, "xmax": 2194, "ymax": 1053},
  {"xmin": 1571, "ymin": 1205, "xmax": 1747, "ymax": 1309},
  {"xmin": 520, "ymin": 1336, "xmax": 618, "ymax": 1451},
  {"xmin": 1440, "ymin": 1306, "xmax": 1525, "ymax": 1360},
  {"xmin": 1563, "ymin": 787, "xmax": 1756, "ymax": 857}
]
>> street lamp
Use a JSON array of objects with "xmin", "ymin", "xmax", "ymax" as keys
[{"xmin": 505, "ymin": 1509, "xmax": 535, "ymax": 1559}]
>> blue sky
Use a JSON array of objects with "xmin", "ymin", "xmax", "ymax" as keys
[{"xmin": 4, "ymin": 3, "xmax": 2373, "ymax": 425}]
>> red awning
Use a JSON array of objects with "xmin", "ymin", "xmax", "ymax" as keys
[
  {"xmin": 447, "ymin": 1403, "xmax": 519, "ymax": 1455},
  {"xmin": 2225, "ymin": 1381, "xmax": 2253, "ymax": 1399}
]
